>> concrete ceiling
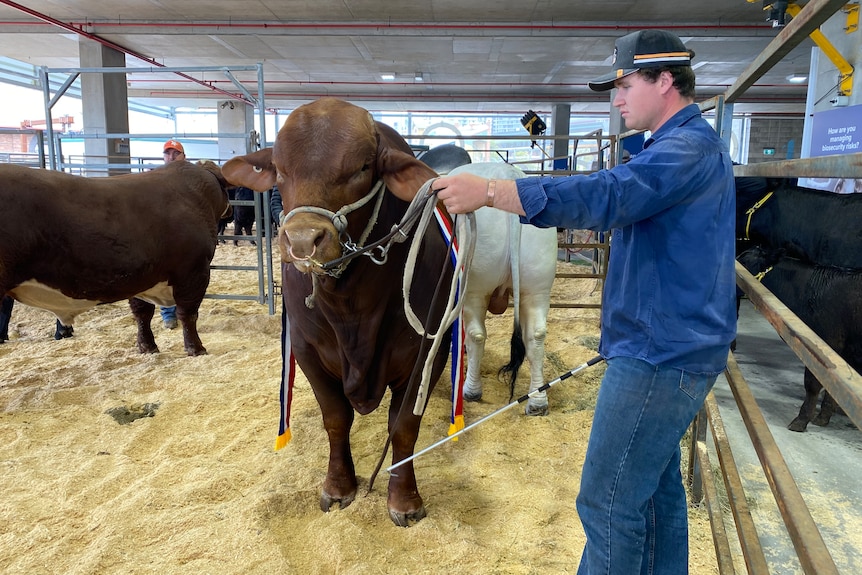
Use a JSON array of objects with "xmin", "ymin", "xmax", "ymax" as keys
[{"xmin": 0, "ymin": 0, "xmax": 821, "ymax": 115}]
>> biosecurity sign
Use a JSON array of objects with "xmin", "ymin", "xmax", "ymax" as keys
[
  {"xmin": 809, "ymin": 104, "xmax": 862, "ymax": 155},
  {"xmin": 801, "ymin": 104, "xmax": 862, "ymax": 194}
]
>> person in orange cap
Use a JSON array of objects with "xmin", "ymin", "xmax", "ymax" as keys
[
  {"xmin": 159, "ymin": 139, "xmax": 187, "ymax": 329},
  {"xmin": 163, "ymin": 139, "xmax": 185, "ymax": 164}
]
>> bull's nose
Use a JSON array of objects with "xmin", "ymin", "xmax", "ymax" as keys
[
  {"xmin": 285, "ymin": 226, "xmax": 326, "ymax": 259},
  {"xmin": 292, "ymin": 260, "xmax": 314, "ymax": 274}
]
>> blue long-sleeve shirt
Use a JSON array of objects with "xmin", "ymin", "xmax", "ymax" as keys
[{"xmin": 517, "ymin": 104, "xmax": 736, "ymax": 373}]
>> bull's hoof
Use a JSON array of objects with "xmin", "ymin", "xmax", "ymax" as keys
[
  {"xmin": 54, "ymin": 325, "xmax": 74, "ymax": 340},
  {"xmin": 525, "ymin": 403, "xmax": 549, "ymax": 417},
  {"xmin": 320, "ymin": 489, "xmax": 356, "ymax": 512},
  {"xmin": 137, "ymin": 343, "xmax": 159, "ymax": 354},
  {"xmin": 186, "ymin": 347, "xmax": 208, "ymax": 357},
  {"xmin": 463, "ymin": 390, "xmax": 482, "ymax": 402},
  {"xmin": 812, "ymin": 413, "xmax": 833, "ymax": 427},
  {"xmin": 787, "ymin": 418, "xmax": 809, "ymax": 432},
  {"xmin": 389, "ymin": 505, "xmax": 427, "ymax": 527}
]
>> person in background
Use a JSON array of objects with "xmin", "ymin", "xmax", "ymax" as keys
[
  {"xmin": 434, "ymin": 29, "xmax": 736, "ymax": 574},
  {"xmin": 159, "ymin": 139, "xmax": 186, "ymax": 329},
  {"xmin": 269, "ymin": 185, "xmax": 282, "ymax": 229},
  {"xmin": 0, "ymin": 295, "xmax": 13, "ymax": 343}
]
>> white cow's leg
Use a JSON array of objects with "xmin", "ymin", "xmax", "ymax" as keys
[
  {"xmin": 462, "ymin": 298, "xmax": 487, "ymax": 402},
  {"xmin": 521, "ymin": 295, "xmax": 550, "ymax": 416}
]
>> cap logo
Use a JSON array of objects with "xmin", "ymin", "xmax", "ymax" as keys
[{"xmin": 611, "ymin": 47, "xmax": 618, "ymax": 67}]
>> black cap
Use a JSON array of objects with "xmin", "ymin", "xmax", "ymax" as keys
[{"xmin": 588, "ymin": 30, "xmax": 694, "ymax": 92}]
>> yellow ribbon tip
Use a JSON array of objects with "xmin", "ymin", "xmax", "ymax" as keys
[
  {"xmin": 448, "ymin": 415, "xmax": 465, "ymax": 441},
  {"xmin": 274, "ymin": 429, "xmax": 292, "ymax": 451}
]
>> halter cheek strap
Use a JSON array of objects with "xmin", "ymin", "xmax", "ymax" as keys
[{"xmin": 743, "ymin": 191, "xmax": 774, "ymax": 240}]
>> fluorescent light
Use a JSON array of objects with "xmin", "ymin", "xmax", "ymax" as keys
[
  {"xmin": 786, "ymin": 73, "xmax": 807, "ymax": 83},
  {"xmin": 381, "ymin": 73, "xmax": 395, "ymax": 81},
  {"xmin": 414, "ymin": 72, "xmax": 423, "ymax": 82}
]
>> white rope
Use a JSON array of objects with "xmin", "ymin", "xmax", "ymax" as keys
[{"xmin": 401, "ymin": 178, "xmax": 477, "ymax": 416}]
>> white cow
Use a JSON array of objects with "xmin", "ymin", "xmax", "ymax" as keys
[{"xmin": 448, "ymin": 163, "xmax": 559, "ymax": 415}]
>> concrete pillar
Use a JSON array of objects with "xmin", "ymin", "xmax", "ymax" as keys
[
  {"xmin": 217, "ymin": 100, "xmax": 254, "ymax": 163},
  {"xmin": 78, "ymin": 40, "xmax": 130, "ymax": 175},
  {"xmin": 551, "ymin": 104, "xmax": 571, "ymax": 170}
]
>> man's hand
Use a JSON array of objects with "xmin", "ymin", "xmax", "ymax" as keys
[{"xmin": 434, "ymin": 172, "xmax": 490, "ymax": 214}]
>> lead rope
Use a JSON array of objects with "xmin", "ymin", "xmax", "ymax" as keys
[{"xmin": 401, "ymin": 179, "xmax": 477, "ymax": 416}]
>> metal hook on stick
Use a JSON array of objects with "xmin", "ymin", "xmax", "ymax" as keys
[{"xmin": 387, "ymin": 354, "xmax": 604, "ymax": 474}]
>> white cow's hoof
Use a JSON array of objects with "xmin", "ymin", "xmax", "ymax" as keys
[
  {"xmin": 463, "ymin": 390, "xmax": 482, "ymax": 402},
  {"xmin": 525, "ymin": 403, "xmax": 549, "ymax": 417}
]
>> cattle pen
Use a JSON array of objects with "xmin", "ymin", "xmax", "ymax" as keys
[{"xmin": 3, "ymin": 0, "xmax": 862, "ymax": 567}]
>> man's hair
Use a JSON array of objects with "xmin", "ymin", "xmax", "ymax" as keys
[{"xmin": 638, "ymin": 66, "xmax": 696, "ymax": 99}]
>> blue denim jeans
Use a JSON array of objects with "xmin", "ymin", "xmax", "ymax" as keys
[
  {"xmin": 160, "ymin": 305, "xmax": 177, "ymax": 321},
  {"xmin": 576, "ymin": 356, "xmax": 719, "ymax": 575}
]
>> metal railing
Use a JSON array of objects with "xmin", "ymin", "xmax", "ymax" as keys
[{"xmin": 684, "ymin": 3, "xmax": 861, "ymax": 572}]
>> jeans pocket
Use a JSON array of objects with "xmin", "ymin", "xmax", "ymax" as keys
[{"xmin": 678, "ymin": 370, "xmax": 718, "ymax": 401}]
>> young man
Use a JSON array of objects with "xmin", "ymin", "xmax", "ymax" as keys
[
  {"xmin": 434, "ymin": 29, "xmax": 736, "ymax": 574},
  {"xmin": 160, "ymin": 139, "xmax": 186, "ymax": 329}
]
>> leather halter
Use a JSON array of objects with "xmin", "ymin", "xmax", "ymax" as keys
[{"xmin": 279, "ymin": 179, "xmax": 386, "ymax": 278}]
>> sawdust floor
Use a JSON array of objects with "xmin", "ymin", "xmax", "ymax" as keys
[{"xmin": 0, "ymin": 244, "xmax": 718, "ymax": 575}]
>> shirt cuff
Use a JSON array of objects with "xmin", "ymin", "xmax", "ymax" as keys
[{"xmin": 515, "ymin": 178, "xmax": 549, "ymax": 223}]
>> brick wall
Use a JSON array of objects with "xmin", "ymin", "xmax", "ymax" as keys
[
  {"xmin": 746, "ymin": 117, "xmax": 804, "ymax": 163},
  {"xmin": 0, "ymin": 133, "xmax": 24, "ymax": 153}
]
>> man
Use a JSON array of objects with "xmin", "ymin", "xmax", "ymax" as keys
[
  {"xmin": 435, "ymin": 30, "xmax": 736, "ymax": 574},
  {"xmin": 160, "ymin": 139, "xmax": 186, "ymax": 329}
]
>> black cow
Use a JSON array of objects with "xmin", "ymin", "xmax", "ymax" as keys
[
  {"xmin": 736, "ymin": 178, "xmax": 862, "ymax": 269},
  {"xmin": 231, "ymin": 186, "xmax": 257, "ymax": 245},
  {"xmin": 737, "ymin": 246, "xmax": 862, "ymax": 431}
]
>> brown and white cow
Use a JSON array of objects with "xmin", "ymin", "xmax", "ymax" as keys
[
  {"xmin": 0, "ymin": 160, "xmax": 232, "ymax": 356},
  {"xmin": 223, "ymin": 98, "xmax": 558, "ymax": 526}
]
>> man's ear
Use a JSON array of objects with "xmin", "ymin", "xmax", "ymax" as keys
[{"xmin": 659, "ymin": 70, "xmax": 675, "ymax": 93}]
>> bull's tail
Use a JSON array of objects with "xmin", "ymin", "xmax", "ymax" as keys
[
  {"xmin": 498, "ymin": 321, "xmax": 526, "ymax": 401},
  {"xmin": 497, "ymin": 215, "xmax": 525, "ymax": 401}
]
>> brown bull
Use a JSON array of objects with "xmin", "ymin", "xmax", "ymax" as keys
[
  {"xmin": 222, "ymin": 97, "xmax": 455, "ymax": 526},
  {"xmin": 0, "ymin": 160, "xmax": 232, "ymax": 356}
]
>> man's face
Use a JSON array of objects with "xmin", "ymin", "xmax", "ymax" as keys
[
  {"xmin": 163, "ymin": 148, "xmax": 183, "ymax": 163},
  {"xmin": 611, "ymin": 71, "xmax": 666, "ymax": 133}
]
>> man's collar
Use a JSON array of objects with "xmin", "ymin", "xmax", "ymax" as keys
[{"xmin": 643, "ymin": 103, "xmax": 700, "ymax": 148}]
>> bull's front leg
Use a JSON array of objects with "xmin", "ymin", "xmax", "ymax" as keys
[
  {"xmin": 788, "ymin": 368, "xmax": 821, "ymax": 432},
  {"xmin": 313, "ymin": 382, "xmax": 358, "ymax": 513},
  {"xmin": 386, "ymin": 388, "xmax": 427, "ymax": 527},
  {"xmin": 128, "ymin": 297, "xmax": 159, "ymax": 354},
  {"xmin": 812, "ymin": 390, "xmax": 837, "ymax": 427}
]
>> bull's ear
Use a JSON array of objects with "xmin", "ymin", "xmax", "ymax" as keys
[
  {"xmin": 222, "ymin": 148, "xmax": 276, "ymax": 191},
  {"xmin": 377, "ymin": 146, "xmax": 438, "ymax": 202}
]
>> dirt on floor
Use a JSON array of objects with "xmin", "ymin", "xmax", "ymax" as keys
[{"xmin": 0, "ymin": 244, "xmax": 719, "ymax": 575}]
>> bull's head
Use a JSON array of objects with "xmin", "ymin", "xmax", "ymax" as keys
[{"xmin": 222, "ymin": 98, "xmax": 438, "ymax": 276}]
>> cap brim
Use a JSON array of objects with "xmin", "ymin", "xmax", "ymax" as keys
[{"xmin": 588, "ymin": 68, "xmax": 637, "ymax": 92}]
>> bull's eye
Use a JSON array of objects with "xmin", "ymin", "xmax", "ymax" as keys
[{"xmin": 360, "ymin": 163, "xmax": 370, "ymax": 172}]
